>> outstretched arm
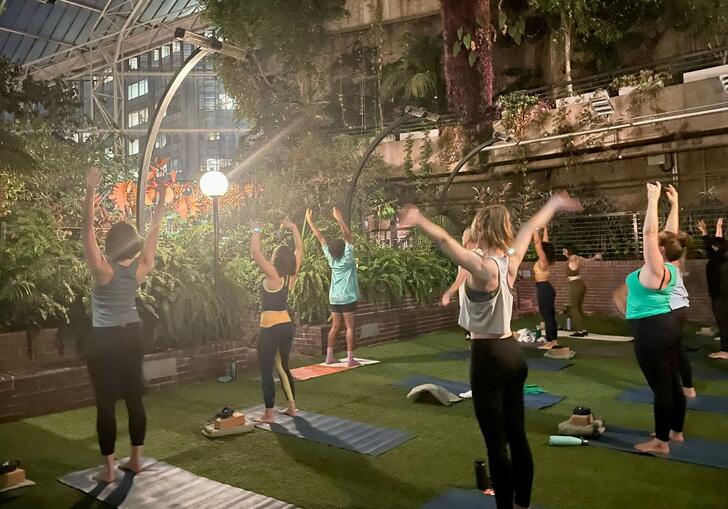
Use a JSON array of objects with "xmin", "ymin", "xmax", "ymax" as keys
[
  {"xmin": 400, "ymin": 205, "xmax": 487, "ymax": 279},
  {"xmin": 717, "ymin": 217, "xmax": 724, "ymax": 239},
  {"xmin": 511, "ymin": 193, "xmax": 582, "ymax": 268},
  {"xmin": 250, "ymin": 227, "xmax": 279, "ymax": 279},
  {"xmin": 82, "ymin": 167, "xmax": 112, "ymax": 280},
  {"xmin": 333, "ymin": 207, "xmax": 354, "ymax": 244},
  {"xmin": 137, "ymin": 184, "xmax": 168, "ymax": 282},
  {"xmin": 305, "ymin": 209, "xmax": 327, "ymax": 246},
  {"xmin": 640, "ymin": 182, "xmax": 668, "ymax": 288},
  {"xmin": 283, "ymin": 219, "xmax": 304, "ymax": 274},
  {"xmin": 664, "ymin": 184, "xmax": 679, "ymax": 234}
]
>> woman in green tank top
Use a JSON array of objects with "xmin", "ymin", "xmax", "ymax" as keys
[{"xmin": 625, "ymin": 182, "xmax": 687, "ymax": 456}]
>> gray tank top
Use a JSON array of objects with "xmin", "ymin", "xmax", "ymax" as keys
[
  {"xmin": 91, "ymin": 261, "xmax": 141, "ymax": 327},
  {"xmin": 458, "ymin": 254, "xmax": 514, "ymax": 336},
  {"xmin": 669, "ymin": 263, "xmax": 689, "ymax": 311}
]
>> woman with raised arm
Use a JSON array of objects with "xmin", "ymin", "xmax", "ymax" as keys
[
  {"xmin": 698, "ymin": 218, "xmax": 728, "ymax": 360},
  {"xmin": 625, "ymin": 182, "xmax": 687, "ymax": 455},
  {"xmin": 662, "ymin": 186, "xmax": 696, "ymax": 397},
  {"xmin": 400, "ymin": 193, "xmax": 582, "ymax": 509},
  {"xmin": 305, "ymin": 207, "xmax": 361, "ymax": 367},
  {"xmin": 250, "ymin": 218, "xmax": 304, "ymax": 423},
  {"xmin": 82, "ymin": 167, "xmax": 167, "ymax": 483},
  {"xmin": 562, "ymin": 244, "xmax": 602, "ymax": 337},
  {"xmin": 533, "ymin": 226, "xmax": 558, "ymax": 349}
]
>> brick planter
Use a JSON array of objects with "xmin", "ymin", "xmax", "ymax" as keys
[{"xmin": 292, "ymin": 299, "xmax": 459, "ymax": 356}]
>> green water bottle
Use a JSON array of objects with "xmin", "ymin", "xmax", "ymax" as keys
[{"xmin": 549, "ymin": 435, "xmax": 588, "ymax": 446}]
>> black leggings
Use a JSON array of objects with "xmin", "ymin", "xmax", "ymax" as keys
[
  {"xmin": 470, "ymin": 339, "xmax": 533, "ymax": 509},
  {"xmin": 673, "ymin": 308, "xmax": 694, "ymax": 388},
  {"xmin": 536, "ymin": 282, "xmax": 557, "ymax": 341},
  {"xmin": 630, "ymin": 313, "xmax": 686, "ymax": 442},
  {"xmin": 86, "ymin": 323, "xmax": 146, "ymax": 456},
  {"xmin": 713, "ymin": 298, "xmax": 728, "ymax": 352},
  {"xmin": 258, "ymin": 323, "xmax": 295, "ymax": 409}
]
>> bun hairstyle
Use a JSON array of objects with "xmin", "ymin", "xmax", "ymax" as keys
[
  {"xmin": 105, "ymin": 222, "xmax": 143, "ymax": 262},
  {"xmin": 564, "ymin": 244, "xmax": 579, "ymax": 257},
  {"xmin": 541, "ymin": 241, "xmax": 556, "ymax": 264},
  {"xmin": 470, "ymin": 205, "xmax": 514, "ymax": 252},
  {"xmin": 659, "ymin": 230, "xmax": 689, "ymax": 262},
  {"xmin": 273, "ymin": 245, "xmax": 297, "ymax": 277}
]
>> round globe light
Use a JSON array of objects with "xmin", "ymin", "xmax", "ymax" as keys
[{"xmin": 199, "ymin": 170, "xmax": 229, "ymax": 197}]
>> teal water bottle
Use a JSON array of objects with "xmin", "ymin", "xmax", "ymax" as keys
[{"xmin": 549, "ymin": 435, "xmax": 588, "ymax": 446}]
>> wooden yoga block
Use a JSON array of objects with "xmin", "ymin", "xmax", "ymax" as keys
[
  {"xmin": 569, "ymin": 414, "xmax": 593, "ymax": 427},
  {"xmin": 0, "ymin": 468, "xmax": 26, "ymax": 489},
  {"xmin": 214, "ymin": 412, "xmax": 246, "ymax": 430}
]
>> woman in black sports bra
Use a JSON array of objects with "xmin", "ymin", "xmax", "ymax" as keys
[
  {"xmin": 562, "ymin": 244, "xmax": 602, "ymax": 337},
  {"xmin": 250, "ymin": 219, "xmax": 303, "ymax": 423}
]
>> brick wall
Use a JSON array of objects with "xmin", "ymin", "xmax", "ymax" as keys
[
  {"xmin": 292, "ymin": 299, "xmax": 459, "ymax": 356},
  {"xmin": 515, "ymin": 260, "xmax": 714, "ymax": 323},
  {"xmin": 0, "ymin": 337, "xmax": 254, "ymax": 423}
]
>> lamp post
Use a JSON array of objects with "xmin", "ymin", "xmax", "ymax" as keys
[{"xmin": 200, "ymin": 170, "xmax": 229, "ymax": 288}]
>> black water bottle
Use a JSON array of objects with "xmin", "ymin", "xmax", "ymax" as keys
[{"xmin": 474, "ymin": 459, "xmax": 487, "ymax": 490}]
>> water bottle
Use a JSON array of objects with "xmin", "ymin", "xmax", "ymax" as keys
[
  {"xmin": 230, "ymin": 361, "xmax": 237, "ymax": 381},
  {"xmin": 474, "ymin": 459, "xmax": 487, "ymax": 490},
  {"xmin": 566, "ymin": 317, "xmax": 572, "ymax": 331},
  {"xmin": 549, "ymin": 435, "xmax": 588, "ymax": 446}
]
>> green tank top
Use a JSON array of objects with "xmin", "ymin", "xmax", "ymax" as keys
[{"xmin": 625, "ymin": 263, "xmax": 677, "ymax": 320}]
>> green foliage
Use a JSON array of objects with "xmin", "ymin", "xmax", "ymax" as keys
[
  {"xmin": 0, "ymin": 207, "xmax": 88, "ymax": 331},
  {"xmin": 202, "ymin": 0, "xmax": 347, "ymax": 133},
  {"xmin": 496, "ymin": 92, "xmax": 549, "ymax": 138},
  {"xmin": 381, "ymin": 33, "xmax": 446, "ymax": 114}
]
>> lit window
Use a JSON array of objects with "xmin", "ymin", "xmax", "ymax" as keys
[
  {"xmin": 219, "ymin": 92, "xmax": 235, "ymax": 110},
  {"xmin": 127, "ymin": 79, "xmax": 148, "ymax": 100},
  {"xmin": 207, "ymin": 132, "xmax": 221, "ymax": 141},
  {"xmin": 161, "ymin": 45, "xmax": 171, "ymax": 59},
  {"xmin": 128, "ymin": 57, "xmax": 139, "ymax": 70},
  {"xmin": 103, "ymin": 74, "xmax": 113, "ymax": 84},
  {"xmin": 205, "ymin": 158, "xmax": 219, "ymax": 171},
  {"xmin": 127, "ymin": 108, "xmax": 148, "ymax": 127},
  {"xmin": 128, "ymin": 139, "xmax": 140, "ymax": 155},
  {"xmin": 155, "ymin": 134, "xmax": 167, "ymax": 148},
  {"xmin": 152, "ymin": 49, "xmax": 160, "ymax": 62}
]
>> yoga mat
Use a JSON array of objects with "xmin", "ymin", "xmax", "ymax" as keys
[
  {"xmin": 290, "ymin": 358, "xmax": 379, "ymax": 381},
  {"xmin": 591, "ymin": 426, "xmax": 728, "ymax": 470},
  {"xmin": 692, "ymin": 365, "xmax": 728, "ymax": 381},
  {"xmin": 436, "ymin": 351, "xmax": 573, "ymax": 371},
  {"xmin": 243, "ymin": 405, "xmax": 414, "ymax": 456},
  {"xmin": 58, "ymin": 458, "xmax": 297, "ymax": 508},
  {"xmin": 558, "ymin": 331, "xmax": 633, "ymax": 342},
  {"xmin": 617, "ymin": 387, "xmax": 728, "ymax": 414},
  {"xmin": 574, "ymin": 345, "xmax": 631, "ymax": 358},
  {"xmin": 0, "ymin": 479, "xmax": 35, "ymax": 495},
  {"xmin": 420, "ymin": 489, "xmax": 546, "ymax": 509},
  {"xmin": 392, "ymin": 376, "xmax": 564, "ymax": 409}
]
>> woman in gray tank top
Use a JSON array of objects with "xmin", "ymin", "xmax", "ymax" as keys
[
  {"xmin": 401, "ymin": 192, "xmax": 582, "ymax": 509},
  {"xmin": 83, "ymin": 167, "xmax": 167, "ymax": 483}
]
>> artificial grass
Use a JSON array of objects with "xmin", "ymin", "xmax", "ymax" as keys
[{"xmin": 1, "ymin": 314, "xmax": 726, "ymax": 509}]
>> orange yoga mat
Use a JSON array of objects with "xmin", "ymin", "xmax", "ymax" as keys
[{"xmin": 291, "ymin": 358, "xmax": 379, "ymax": 381}]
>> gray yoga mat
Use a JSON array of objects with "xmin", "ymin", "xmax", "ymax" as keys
[
  {"xmin": 420, "ymin": 489, "xmax": 546, "ymax": 509},
  {"xmin": 591, "ymin": 426, "xmax": 728, "ymax": 470},
  {"xmin": 617, "ymin": 387, "xmax": 728, "ymax": 414},
  {"xmin": 574, "ymin": 345, "xmax": 632, "ymax": 358},
  {"xmin": 392, "ymin": 375, "xmax": 565, "ymax": 410},
  {"xmin": 243, "ymin": 405, "xmax": 415, "ymax": 456},
  {"xmin": 58, "ymin": 458, "xmax": 296, "ymax": 508},
  {"xmin": 692, "ymin": 365, "xmax": 728, "ymax": 381},
  {"xmin": 436, "ymin": 350, "xmax": 573, "ymax": 371}
]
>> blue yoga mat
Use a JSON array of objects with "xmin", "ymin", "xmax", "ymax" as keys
[
  {"xmin": 436, "ymin": 350, "xmax": 573, "ymax": 371},
  {"xmin": 617, "ymin": 387, "xmax": 728, "ymax": 414},
  {"xmin": 591, "ymin": 425, "xmax": 728, "ymax": 470},
  {"xmin": 242, "ymin": 405, "xmax": 415, "ymax": 456},
  {"xmin": 420, "ymin": 489, "xmax": 546, "ymax": 509},
  {"xmin": 392, "ymin": 375, "xmax": 564, "ymax": 410}
]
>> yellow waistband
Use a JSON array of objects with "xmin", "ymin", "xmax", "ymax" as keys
[{"xmin": 260, "ymin": 310, "xmax": 291, "ymax": 328}]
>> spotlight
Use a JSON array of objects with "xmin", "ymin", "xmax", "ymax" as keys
[
  {"xmin": 590, "ymin": 91, "xmax": 614, "ymax": 117},
  {"xmin": 404, "ymin": 106, "xmax": 439, "ymax": 122},
  {"xmin": 719, "ymin": 75, "xmax": 728, "ymax": 93}
]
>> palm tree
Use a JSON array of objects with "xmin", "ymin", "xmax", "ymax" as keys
[{"xmin": 381, "ymin": 33, "xmax": 447, "ymax": 113}]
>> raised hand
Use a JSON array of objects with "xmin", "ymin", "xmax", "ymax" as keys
[
  {"xmin": 697, "ymin": 219, "xmax": 707, "ymax": 236},
  {"xmin": 718, "ymin": 217, "xmax": 724, "ymax": 229},
  {"xmin": 86, "ymin": 166, "xmax": 102, "ymax": 189},
  {"xmin": 646, "ymin": 181, "xmax": 662, "ymax": 202},
  {"xmin": 665, "ymin": 184, "xmax": 678, "ymax": 205},
  {"xmin": 550, "ymin": 191, "xmax": 582, "ymax": 213},
  {"xmin": 440, "ymin": 292, "xmax": 451, "ymax": 307},
  {"xmin": 332, "ymin": 207, "xmax": 344, "ymax": 222},
  {"xmin": 398, "ymin": 204, "xmax": 422, "ymax": 228},
  {"xmin": 305, "ymin": 208, "xmax": 313, "ymax": 224}
]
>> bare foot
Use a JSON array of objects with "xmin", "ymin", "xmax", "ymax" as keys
[
  {"xmin": 635, "ymin": 437, "xmax": 670, "ymax": 455},
  {"xmin": 119, "ymin": 460, "xmax": 144, "ymax": 474},
  {"xmin": 93, "ymin": 466, "xmax": 117, "ymax": 483},
  {"xmin": 683, "ymin": 387, "xmax": 697, "ymax": 399},
  {"xmin": 538, "ymin": 341, "xmax": 558, "ymax": 350},
  {"xmin": 670, "ymin": 431, "xmax": 685, "ymax": 442},
  {"xmin": 346, "ymin": 358, "xmax": 361, "ymax": 367},
  {"xmin": 325, "ymin": 356, "xmax": 337, "ymax": 364},
  {"xmin": 279, "ymin": 406, "xmax": 297, "ymax": 417},
  {"xmin": 708, "ymin": 351, "xmax": 728, "ymax": 360},
  {"xmin": 254, "ymin": 409, "xmax": 276, "ymax": 424}
]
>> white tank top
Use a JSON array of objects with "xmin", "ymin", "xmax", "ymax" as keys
[
  {"xmin": 458, "ymin": 254, "xmax": 514, "ymax": 337},
  {"xmin": 669, "ymin": 263, "xmax": 689, "ymax": 310}
]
